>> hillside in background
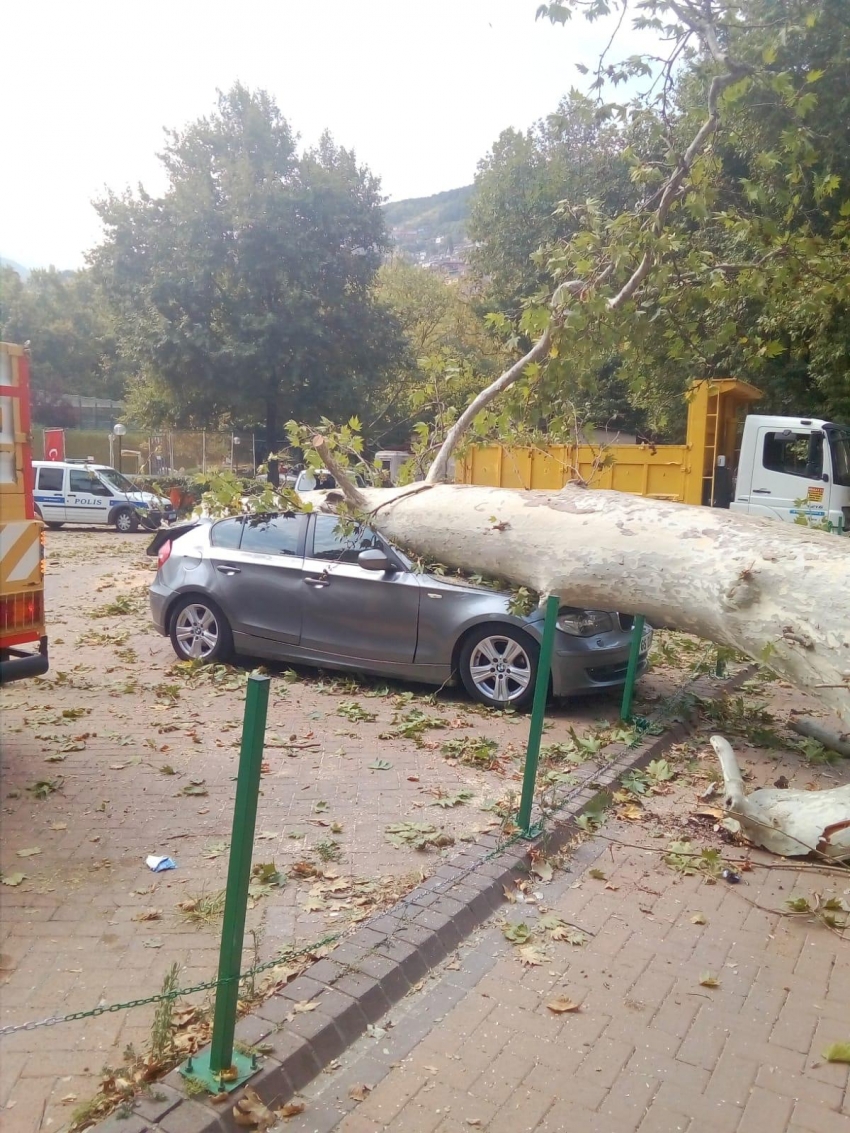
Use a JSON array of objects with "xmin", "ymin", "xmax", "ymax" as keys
[
  {"xmin": 1, "ymin": 255, "xmax": 30, "ymax": 279},
  {"xmin": 384, "ymin": 185, "xmax": 473, "ymax": 262}
]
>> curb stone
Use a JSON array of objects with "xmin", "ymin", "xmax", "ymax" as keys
[{"xmin": 120, "ymin": 665, "xmax": 757, "ymax": 1133}]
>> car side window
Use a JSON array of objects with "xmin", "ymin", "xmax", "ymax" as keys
[
  {"xmin": 241, "ymin": 515, "xmax": 301, "ymax": 556},
  {"xmin": 37, "ymin": 467, "xmax": 64, "ymax": 491},
  {"xmin": 311, "ymin": 515, "xmax": 380, "ymax": 565},
  {"xmin": 210, "ymin": 518, "xmax": 244, "ymax": 549},
  {"xmin": 69, "ymin": 471, "xmax": 112, "ymax": 496}
]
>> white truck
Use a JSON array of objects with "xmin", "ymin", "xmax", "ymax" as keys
[{"xmin": 729, "ymin": 415, "xmax": 850, "ymax": 531}]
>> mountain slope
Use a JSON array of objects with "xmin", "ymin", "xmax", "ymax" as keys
[{"xmin": 384, "ymin": 185, "xmax": 473, "ymax": 260}]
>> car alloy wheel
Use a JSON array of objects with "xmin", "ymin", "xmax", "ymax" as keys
[
  {"xmin": 173, "ymin": 602, "xmax": 222, "ymax": 660},
  {"xmin": 459, "ymin": 627, "xmax": 539, "ymax": 709}
]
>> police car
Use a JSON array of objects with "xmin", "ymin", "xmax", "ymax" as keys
[{"xmin": 32, "ymin": 460, "xmax": 176, "ymax": 532}]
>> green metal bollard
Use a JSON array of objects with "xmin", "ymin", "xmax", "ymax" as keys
[
  {"xmin": 620, "ymin": 615, "xmax": 646, "ymax": 722},
  {"xmin": 516, "ymin": 594, "xmax": 560, "ymax": 836},
  {"xmin": 181, "ymin": 673, "xmax": 270, "ymax": 1092}
]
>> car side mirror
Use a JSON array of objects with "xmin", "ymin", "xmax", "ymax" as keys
[{"xmin": 358, "ymin": 549, "xmax": 395, "ymax": 573}]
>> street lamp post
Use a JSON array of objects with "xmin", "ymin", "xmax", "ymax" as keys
[{"xmin": 113, "ymin": 423, "xmax": 127, "ymax": 473}]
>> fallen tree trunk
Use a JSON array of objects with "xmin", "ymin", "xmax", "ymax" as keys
[
  {"xmin": 323, "ymin": 477, "xmax": 850, "ymax": 729},
  {"xmin": 788, "ymin": 714, "xmax": 850, "ymax": 759}
]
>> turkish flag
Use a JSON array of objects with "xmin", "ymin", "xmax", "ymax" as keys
[{"xmin": 43, "ymin": 428, "xmax": 65, "ymax": 461}]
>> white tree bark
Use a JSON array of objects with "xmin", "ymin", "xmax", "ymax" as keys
[{"xmin": 325, "ymin": 479, "xmax": 850, "ymax": 729}]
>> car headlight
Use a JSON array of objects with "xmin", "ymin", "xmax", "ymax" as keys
[{"xmin": 556, "ymin": 609, "xmax": 614, "ymax": 636}]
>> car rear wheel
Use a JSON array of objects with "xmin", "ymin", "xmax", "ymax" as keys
[
  {"xmin": 46, "ymin": 522, "xmax": 64, "ymax": 530},
  {"xmin": 169, "ymin": 596, "xmax": 233, "ymax": 663},
  {"xmin": 114, "ymin": 507, "xmax": 139, "ymax": 533},
  {"xmin": 458, "ymin": 625, "xmax": 539, "ymax": 710}
]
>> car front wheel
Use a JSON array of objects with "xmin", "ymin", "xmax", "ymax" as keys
[
  {"xmin": 169, "ymin": 596, "xmax": 233, "ymax": 663},
  {"xmin": 114, "ymin": 507, "xmax": 139, "ymax": 533},
  {"xmin": 458, "ymin": 625, "xmax": 539, "ymax": 710}
]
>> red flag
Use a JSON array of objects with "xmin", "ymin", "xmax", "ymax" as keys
[{"xmin": 43, "ymin": 428, "xmax": 65, "ymax": 461}]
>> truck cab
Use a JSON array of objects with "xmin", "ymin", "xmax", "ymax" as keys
[{"xmin": 730, "ymin": 415, "xmax": 850, "ymax": 532}]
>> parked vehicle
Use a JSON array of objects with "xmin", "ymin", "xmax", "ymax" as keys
[
  {"xmin": 147, "ymin": 513, "xmax": 651, "ymax": 709},
  {"xmin": 32, "ymin": 461, "xmax": 177, "ymax": 532},
  {"xmin": 459, "ymin": 379, "xmax": 850, "ymax": 533},
  {"xmin": 0, "ymin": 342, "xmax": 48, "ymax": 683}
]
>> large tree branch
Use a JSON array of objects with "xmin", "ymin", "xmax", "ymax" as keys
[{"xmin": 424, "ymin": 2, "xmax": 749, "ymax": 483}]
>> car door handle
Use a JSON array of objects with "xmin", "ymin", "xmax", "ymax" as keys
[
  {"xmin": 216, "ymin": 565, "xmax": 241, "ymax": 575},
  {"xmin": 304, "ymin": 576, "xmax": 330, "ymax": 588},
  {"xmin": 752, "ymin": 489, "xmax": 771, "ymax": 494}
]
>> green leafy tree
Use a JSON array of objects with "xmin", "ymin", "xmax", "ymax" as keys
[
  {"xmin": 1, "ymin": 266, "xmax": 128, "ymax": 416},
  {"xmin": 91, "ymin": 84, "xmax": 404, "ymax": 481}
]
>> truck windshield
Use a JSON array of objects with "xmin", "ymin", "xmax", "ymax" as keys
[
  {"xmin": 99, "ymin": 468, "xmax": 138, "ymax": 494},
  {"xmin": 827, "ymin": 428, "xmax": 850, "ymax": 487}
]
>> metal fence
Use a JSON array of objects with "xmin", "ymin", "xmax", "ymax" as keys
[{"xmin": 32, "ymin": 429, "xmax": 259, "ymax": 475}]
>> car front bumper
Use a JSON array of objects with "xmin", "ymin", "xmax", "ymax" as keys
[{"xmin": 549, "ymin": 624, "xmax": 653, "ymax": 697}]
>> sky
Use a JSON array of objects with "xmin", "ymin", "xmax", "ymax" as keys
[{"xmin": 0, "ymin": 0, "xmax": 649, "ymax": 271}]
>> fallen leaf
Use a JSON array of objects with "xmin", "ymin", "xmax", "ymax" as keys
[
  {"xmin": 547, "ymin": 997, "xmax": 581, "ymax": 1014},
  {"xmin": 823, "ymin": 1042, "xmax": 850, "ymax": 1064},
  {"xmin": 699, "ymin": 972, "xmax": 720, "ymax": 988},
  {"xmin": 60, "ymin": 1094, "xmax": 78, "ymax": 1104},
  {"xmin": 502, "ymin": 884, "xmax": 517, "ymax": 903},
  {"xmin": 588, "ymin": 868, "xmax": 607, "ymax": 880},
  {"xmin": 517, "ymin": 944, "xmax": 549, "ymax": 967},
  {"xmin": 368, "ymin": 759, "xmax": 392, "ymax": 770},
  {"xmin": 50, "ymin": 822, "xmax": 68, "ymax": 831},
  {"xmin": 132, "ymin": 908, "xmax": 162, "ymax": 922},
  {"xmin": 109, "ymin": 763, "xmax": 127, "ymax": 770},
  {"xmin": 690, "ymin": 912, "xmax": 707, "ymax": 925},
  {"xmin": 531, "ymin": 859, "xmax": 554, "ymax": 882},
  {"xmin": 293, "ymin": 1000, "xmax": 318, "ymax": 1013},
  {"xmin": 1, "ymin": 873, "xmax": 26, "ymax": 887},
  {"xmin": 143, "ymin": 937, "xmax": 163, "ymax": 949},
  {"xmin": 277, "ymin": 1100, "xmax": 306, "ymax": 1119},
  {"xmin": 233, "ymin": 1087, "xmax": 277, "ymax": 1129},
  {"xmin": 466, "ymin": 1121, "xmax": 483, "ymax": 1128},
  {"xmin": 348, "ymin": 1084, "xmax": 371, "ymax": 1102}
]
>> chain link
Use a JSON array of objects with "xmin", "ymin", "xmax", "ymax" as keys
[{"xmin": 0, "ymin": 934, "xmax": 342, "ymax": 1038}]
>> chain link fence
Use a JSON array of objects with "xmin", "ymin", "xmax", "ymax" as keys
[{"xmin": 32, "ymin": 428, "xmax": 260, "ymax": 475}]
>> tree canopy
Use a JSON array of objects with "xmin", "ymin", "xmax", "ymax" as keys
[{"xmin": 90, "ymin": 84, "xmax": 405, "ymax": 476}]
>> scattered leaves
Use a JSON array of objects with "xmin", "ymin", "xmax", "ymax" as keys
[
  {"xmin": 823, "ymin": 1043, "xmax": 850, "ymax": 1064},
  {"xmin": 1, "ymin": 872, "xmax": 26, "ymax": 887}
]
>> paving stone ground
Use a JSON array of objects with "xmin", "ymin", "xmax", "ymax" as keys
[
  {"xmin": 280, "ymin": 724, "xmax": 850, "ymax": 1133},
  {"xmin": 1, "ymin": 526, "xmax": 692, "ymax": 1132}
]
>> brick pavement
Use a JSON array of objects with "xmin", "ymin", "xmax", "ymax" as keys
[
  {"xmin": 273, "ymin": 732, "xmax": 850, "ymax": 1133},
  {"xmin": 0, "ymin": 527, "xmax": 688, "ymax": 1132}
]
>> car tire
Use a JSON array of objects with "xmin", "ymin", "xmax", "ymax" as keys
[
  {"xmin": 46, "ymin": 522, "xmax": 64, "ymax": 530},
  {"xmin": 169, "ymin": 595, "xmax": 234, "ymax": 663},
  {"xmin": 458, "ymin": 624, "xmax": 540, "ymax": 710},
  {"xmin": 114, "ymin": 507, "xmax": 139, "ymax": 533}
]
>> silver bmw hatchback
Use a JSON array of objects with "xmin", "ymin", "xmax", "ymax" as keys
[{"xmin": 148, "ymin": 513, "xmax": 651, "ymax": 709}]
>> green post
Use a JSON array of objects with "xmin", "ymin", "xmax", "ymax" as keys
[
  {"xmin": 517, "ymin": 594, "xmax": 560, "ymax": 836},
  {"xmin": 620, "ymin": 615, "xmax": 646, "ymax": 722},
  {"xmin": 189, "ymin": 673, "xmax": 269, "ymax": 1089}
]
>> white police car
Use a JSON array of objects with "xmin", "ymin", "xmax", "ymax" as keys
[{"xmin": 32, "ymin": 461, "xmax": 176, "ymax": 532}]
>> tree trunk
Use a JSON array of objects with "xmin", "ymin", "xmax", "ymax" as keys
[
  {"xmin": 266, "ymin": 398, "xmax": 279, "ymax": 487},
  {"xmin": 332, "ymin": 482, "xmax": 850, "ymax": 729}
]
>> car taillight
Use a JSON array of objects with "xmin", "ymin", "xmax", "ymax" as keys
[{"xmin": 158, "ymin": 540, "xmax": 172, "ymax": 568}]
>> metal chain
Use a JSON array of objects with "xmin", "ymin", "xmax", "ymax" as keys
[
  {"xmin": 0, "ymin": 933, "xmax": 343, "ymax": 1038},
  {"xmin": 0, "ymin": 641, "xmax": 725, "ymax": 1041}
]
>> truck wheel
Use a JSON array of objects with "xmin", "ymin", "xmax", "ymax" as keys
[
  {"xmin": 458, "ymin": 624, "xmax": 540, "ymax": 710},
  {"xmin": 114, "ymin": 508, "xmax": 139, "ymax": 533},
  {"xmin": 46, "ymin": 522, "xmax": 64, "ymax": 530}
]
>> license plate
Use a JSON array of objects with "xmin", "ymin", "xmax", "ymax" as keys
[{"xmin": 639, "ymin": 635, "xmax": 650, "ymax": 655}]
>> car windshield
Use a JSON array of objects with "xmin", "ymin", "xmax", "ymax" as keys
[
  {"xmin": 827, "ymin": 427, "xmax": 850, "ymax": 487},
  {"xmin": 98, "ymin": 468, "xmax": 139, "ymax": 493}
]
